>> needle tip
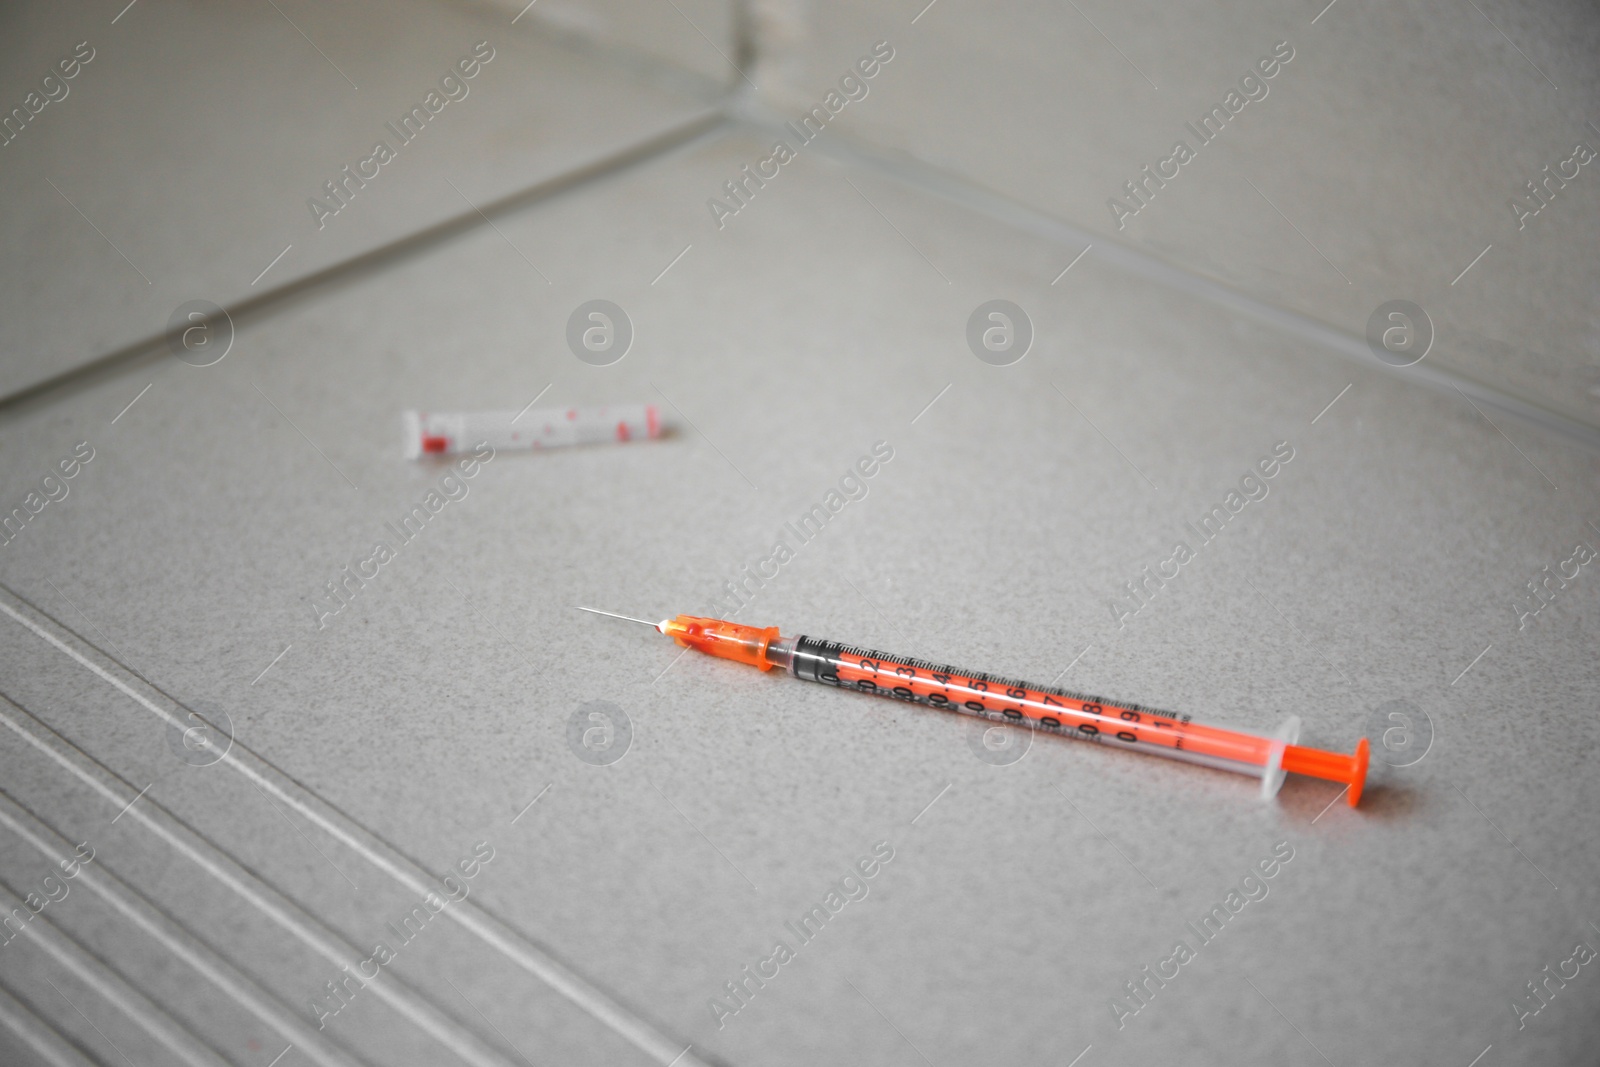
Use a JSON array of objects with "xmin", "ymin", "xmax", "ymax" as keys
[{"xmin": 576, "ymin": 606, "xmax": 666, "ymax": 631}]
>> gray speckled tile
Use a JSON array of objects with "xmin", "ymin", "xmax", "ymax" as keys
[
  {"xmin": 0, "ymin": 0, "xmax": 720, "ymax": 399},
  {"xmin": 2, "ymin": 123, "xmax": 1597, "ymax": 1066},
  {"xmin": 474, "ymin": 0, "xmax": 739, "ymax": 85},
  {"xmin": 754, "ymin": 0, "xmax": 1600, "ymax": 430}
]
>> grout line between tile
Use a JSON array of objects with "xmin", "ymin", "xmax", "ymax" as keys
[
  {"xmin": 0, "ymin": 110, "xmax": 729, "ymax": 424},
  {"xmin": 727, "ymin": 107, "xmax": 1600, "ymax": 454}
]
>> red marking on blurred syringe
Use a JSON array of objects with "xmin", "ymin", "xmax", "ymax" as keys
[{"xmin": 580, "ymin": 608, "xmax": 1368, "ymax": 806}]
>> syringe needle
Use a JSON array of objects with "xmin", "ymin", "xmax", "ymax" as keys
[{"xmin": 576, "ymin": 606, "xmax": 665, "ymax": 630}]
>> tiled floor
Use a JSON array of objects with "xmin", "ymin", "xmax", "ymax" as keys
[
  {"xmin": 0, "ymin": 0, "xmax": 723, "ymax": 397},
  {"xmin": 1, "ymin": 4, "xmax": 1597, "ymax": 1067},
  {"xmin": 766, "ymin": 0, "xmax": 1600, "ymax": 428}
]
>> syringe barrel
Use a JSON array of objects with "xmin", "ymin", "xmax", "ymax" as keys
[
  {"xmin": 403, "ymin": 404, "xmax": 662, "ymax": 458},
  {"xmin": 776, "ymin": 635, "xmax": 1279, "ymax": 783}
]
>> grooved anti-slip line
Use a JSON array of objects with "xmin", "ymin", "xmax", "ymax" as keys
[
  {"xmin": 0, "ymin": 583, "xmax": 723, "ymax": 1067},
  {"xmin": 0, "ymin": 980, "xmax": 97, "ymax": 1067},
  {"xmin": 0, "ymin": 868, "xmax": 229, "ymax": 1067},
  {"xmin": 0, "ymin": 696, "xmax": 512, "ymax": 1067},
  {"xmin": 0, "ymin": 754, "xmax": 370, "ymax": 1067}
]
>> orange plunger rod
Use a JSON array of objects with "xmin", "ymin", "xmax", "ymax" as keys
[{"xmin": 1284, "ymin": 739, "xmax": 1370, "ymax": 806}]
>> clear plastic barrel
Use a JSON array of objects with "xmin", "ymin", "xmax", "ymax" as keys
[{"xmin": 774, "ymin": 635, "xmax": 1313, "ymax": 791}]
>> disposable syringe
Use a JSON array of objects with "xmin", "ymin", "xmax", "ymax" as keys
[
  {"xmin": 404, "ymin": 404, "xmax": 663, "ymax": 459},
  {"xmin": 581, "ymin": 609, "xmax": 1369, "ymax": 806}
]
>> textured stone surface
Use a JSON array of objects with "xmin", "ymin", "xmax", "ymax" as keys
[
  {"xmin": 0, "ymin": 0, "xmax": 720, "ymax": 397},
  {"xmin": 1, "ymin": 4, "xmax": 1597, "ymax": 1066},
  {"xmin": 2, "ymin": 125, "xmax": 1597, "ymax": 1064},
  {"xmin": 755, "ymin": 0, "xmax": 1600, "ymax": 429}
]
